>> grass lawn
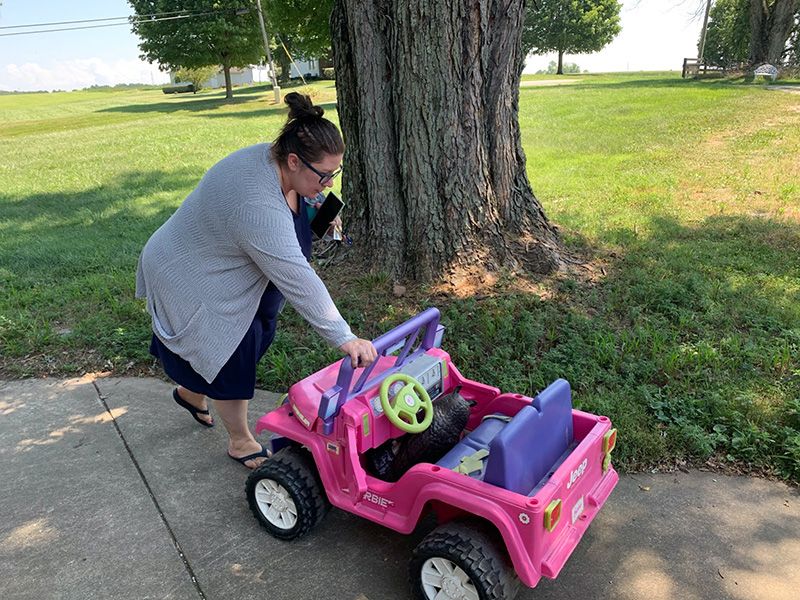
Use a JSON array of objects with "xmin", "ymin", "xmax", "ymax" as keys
[{"xmin": 1, "ymin": 74, "xmax": 798, "ymax": 480}]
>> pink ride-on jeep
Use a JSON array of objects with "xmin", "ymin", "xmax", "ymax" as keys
[{"xmin": 246, "ymin": 308, "xmax": 618, "ymax": 600}]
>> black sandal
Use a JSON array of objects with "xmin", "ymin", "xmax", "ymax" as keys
[
  {"xmin": 172, "ymin": 388, "xmax": 214, "ymax": 428},
  {"xmin": 228, "ymin": 444, "xmax": 271, "ymax": 468}
]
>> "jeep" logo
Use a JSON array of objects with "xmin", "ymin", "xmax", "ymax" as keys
[{"xmin": 567, "ymin": 458, "xmax": 588, "ymax": 490}]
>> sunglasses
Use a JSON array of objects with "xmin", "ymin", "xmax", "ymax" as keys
[{"xmin": 297, "ymin": 154, "xmax": 342, "ymax": 186}]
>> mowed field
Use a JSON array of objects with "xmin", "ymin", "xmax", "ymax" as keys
[{"xmin": 1, "ymin": 73, "xmax": 798, "ymax": 478}]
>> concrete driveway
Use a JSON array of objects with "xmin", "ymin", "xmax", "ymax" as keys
[{"xmin": 1, "ymin": 376, "xmax": 797, "ymax": 600}]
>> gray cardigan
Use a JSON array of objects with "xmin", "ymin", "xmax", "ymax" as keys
[{"xmin": 135, "ymin": 143, "xmax": 355, "ymax": 383}]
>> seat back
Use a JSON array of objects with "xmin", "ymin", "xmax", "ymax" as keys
[{"xmin": 483, "ymin": 379, "xmax": 574, "ymax": 495}]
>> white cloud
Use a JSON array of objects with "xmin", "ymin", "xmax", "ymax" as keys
[{"xmin": 0, "ymin": 57, "xmax": 170, "ymax": 92}]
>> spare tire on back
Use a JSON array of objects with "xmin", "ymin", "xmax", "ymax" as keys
[{"xmin": 387, "ymin": 389, "xmax": 470, "ymax": 481}]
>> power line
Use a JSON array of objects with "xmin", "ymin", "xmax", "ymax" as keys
[
  {"xmin": 0, "ymin": 15, "xmax": 127, "ymax": 30},
  {"xmin": 0, "ymin": 9, "xmax": 209, "ymax": 30},
  {"xmin": 0, "ymin": 21, "xmax": 129, "ymax": 37},
  {"xmin": 0, "ymin": 11, "xmax": 229, "ymax": 38}
]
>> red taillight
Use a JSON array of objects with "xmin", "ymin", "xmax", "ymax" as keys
[
  {"xmin": 603, "ymin": 428, "xmax": 617, "ymax": 454},
  {"xmin": 602, "ymin": 428, "xmax": 617, "ymax": 473}
]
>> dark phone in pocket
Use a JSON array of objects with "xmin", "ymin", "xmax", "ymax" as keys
[{"xmin": 310, "ymin": 192, "xmax": 345, "ymax": 239}]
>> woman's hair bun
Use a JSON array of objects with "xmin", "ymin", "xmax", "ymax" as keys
[
  {"xmin": 271, "ymin": 91, "xmax": 343, "ymax": 164},
  {"xmin": 285, "ymin": 92, "xmax": 324, "ymax": 120}
]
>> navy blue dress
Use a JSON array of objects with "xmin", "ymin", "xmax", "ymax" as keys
[{"xmin": 149, "ymin": 200, "xmax": 314, "ymax": 400}]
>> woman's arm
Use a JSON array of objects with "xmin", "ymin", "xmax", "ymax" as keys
[{"xmin": 231, "ymin": 200, "xmax": 374, "ymax": 365}]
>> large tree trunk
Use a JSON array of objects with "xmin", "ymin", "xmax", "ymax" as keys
[
  {"xmin": 749, "ymin": 0, "xmax": 798, "ymax": 65},
  {"xmin": 557, "ymin": 49, "xmax": 564, "ymax": 74},
  {"xmin": 331, "ymin": 0, "xmax": 562, "ymax": 283}
]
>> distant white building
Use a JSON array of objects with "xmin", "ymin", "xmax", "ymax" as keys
[
  {"xmin": 170, "ymin": 60, "xmax": 321, "ymax": 89},
  {"xmin": 170, "ymin": 66, "xmax": 259, "ymax": 88},
  {"xmin": 287, "ymin": 58, "xmax": 321, "ymax": 79},
  {"xmin": 202, "ymin": 67, "xmax": 255, "ymax": 88},
  {"xmin": 250, "ymin": 60, "xmax": 322, "ymax": 81}
]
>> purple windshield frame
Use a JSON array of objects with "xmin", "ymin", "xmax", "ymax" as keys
[{"xmin": 318, "ymin": 307, "xmax": 441, "ymax": 433}]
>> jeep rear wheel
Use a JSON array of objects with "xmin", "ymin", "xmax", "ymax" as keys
[
  {"xmin": 410, "ymin": 522, "xmax": 519, "ymax": 600},
  {"xmin": 245, "ymin": 446, "xmax": 329, "ymax": 540}
]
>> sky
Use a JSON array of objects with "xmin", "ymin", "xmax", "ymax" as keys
[{"xmin": 0, "ymin": 1, "xmax": 707, "ymax": 92}]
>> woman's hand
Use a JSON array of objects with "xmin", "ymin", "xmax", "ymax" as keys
[
  {"xmin": 325, "ymin": 214, "xmax": 343, "ymax": 240},
  {"xmin": 339, "ymin": 338, "xmax": 378, "ymax": 368}
]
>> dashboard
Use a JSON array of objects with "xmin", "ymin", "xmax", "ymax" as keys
[{"xmin": 369, "ymin": 353, "xmax": 445, "ymax": 416}]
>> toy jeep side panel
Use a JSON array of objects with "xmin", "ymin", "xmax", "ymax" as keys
[
  {"xmin": 255, "ymin": 405, "xmax": 366, "ymax": 506},
  {"xmin": 361, "ymin": 467, "xmax": 547, "ymax": 588}
]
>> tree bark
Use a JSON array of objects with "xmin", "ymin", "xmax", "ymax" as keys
[
  {"xmin": 331, "ymin": 0, "xmax": 562, "ymax": 282},
  {"xmin": 557, "ymin": 49, "xmax": 564, "ymax": 74},
  {"xmin": 222, "ymin": 63, "xmax": 233, "ymax": 99},
  {"xmin": 749, "ymin": 0, "xmax": 798, "ymax": 65},
  {"xmin": 277, "ymin": 46, "xmax": 292, "ymax": 83}
]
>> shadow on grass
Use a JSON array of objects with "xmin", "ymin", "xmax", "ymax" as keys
[
  {"xmin": 96, "ymin": 95, "xmax": 259, "ymax": 115},
  {"xmin": 200, "ymin": 81, "xmax": 334, "ymax": 99},
  {"xmin": 562, "ymin": 76, "xmax": 735, "ymax": 91},
  {"xmin": 548, "ymin": 214, "xmax": 799, "ymax": 474},
  {"xmin": 97, "ymin": 81, "xmax": 336, "ymax": 116},
  {"xmin": 0, "ymin": 169, "xmax": 197, "ymax": 281},
  {"xmin": 196, "ymin": 101, "xmax": 338, "ymax": 120},
  {"xmin": 206, "ymin": 83, "xmax": 274, "ymax": 97},
  {"xmin": 606, "ymin": 214, "xmax": 800, "ymax": 280},
  {"xmin": 97, "ymin": 96, "xmax": 337, "ymax": 119}
]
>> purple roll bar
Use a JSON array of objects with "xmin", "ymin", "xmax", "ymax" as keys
[{"xmin": 318, "ymin": 307, "xmax": 441, "ymax": 434}]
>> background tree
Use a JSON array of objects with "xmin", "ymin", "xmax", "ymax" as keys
[
  {"xmin": 265, "ymin": 0, "xmax": 333, "ymax": 83},
  {"xmin": 522, "ymin": 0, "xmax": 622, "ymax": 75},
  {"xmin": 129, "ymin": 0, "xmax": 263, "ymax": 99},
  {"xmin": 175, "ymin": 65, "xmax": 220, "ymax": 92},
  {"xmin": 748, "ymin": 0, "xmax": 798, "ymax": 64},
  {"xmin": 699, "ymin": 0, "xmax": 800, "ymax": 67},
  {"xmin": 537, "ymin": 60, "xmax": 583, "ymax": 74},
  {"xmin": 331, "ymin": 1, "xmax": 564, "ymax": 282},
  {"xmin": 788, "ymin": 10, "xmax": 800, "ymax": 63},
  {"xmin": 703, "ymin": 0, "xmax": 751, "ymax": 67}
]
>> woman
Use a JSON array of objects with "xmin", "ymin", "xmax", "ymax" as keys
[{"xmin": 135, "ymin": 93, "xmax": 377, "ymax": 469}]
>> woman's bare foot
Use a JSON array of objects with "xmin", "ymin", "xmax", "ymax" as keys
[
  {"xmin": 175, "ymin": 387, "xmax": 214, "ymax": 426},
  {"xmin": 212, "ymin": 399, "xmax": 268, "ymax": 469}
]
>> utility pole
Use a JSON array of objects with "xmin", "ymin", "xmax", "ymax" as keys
[
  {"xmin": 255, "ymin": 0, "xmax": 281, "ymax": 103},
  {"xmin": 698, "ymin": 0, "xmax": 712, "ymax": 63}
]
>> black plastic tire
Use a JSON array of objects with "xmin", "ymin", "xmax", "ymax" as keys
[
  {"xmin": 245, "ymin": 447, "xmax": 330, "ymax": 540},
  {"xmin": 409, "ymin": 522, "xmax": 520, "ymax": 600},
  {"xmin": 390, "ymin": 391, "xmax": 470, "ymax": 480}
]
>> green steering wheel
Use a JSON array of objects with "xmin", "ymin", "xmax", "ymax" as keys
[{"xmin": 379, "ymin": 373, "xmax": 434, "ymax": 434}]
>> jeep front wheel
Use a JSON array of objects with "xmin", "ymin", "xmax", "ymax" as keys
[{"xmin": 245, "ymin": 447, "xmax": 329, "ymax": 540}]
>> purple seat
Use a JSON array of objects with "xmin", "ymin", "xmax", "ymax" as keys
[
  {"xmin": 436, "ymin": 417, "xmax": 507, "ymax": 475},
  {"xmin": 483, "ymin": 379, "xmax": 574, "ymax": 495}
]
